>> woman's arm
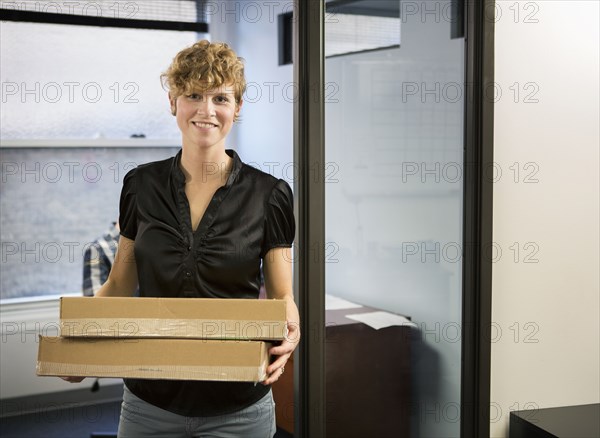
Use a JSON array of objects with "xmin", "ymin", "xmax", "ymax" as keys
[
  {"xmin": 61, "ymin": 235, "xmax": 138, "ymax": 383},
  {"xmin": 95, "ymin": 235, "xmax": 138, "ymax": 297},
  {"xmin": 261, "ymin": 246, "xmax": 300, "ymax": 385}
]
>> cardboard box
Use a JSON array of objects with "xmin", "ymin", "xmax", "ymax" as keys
[
  {"xmin": 60, "ymin": 297, "xmax": 287, "ymax": 341},
  {"xmin": 37, "ymin": 336, "xmax": 271, "ymax": 382}
]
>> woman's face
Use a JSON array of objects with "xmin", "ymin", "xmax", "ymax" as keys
[{"xmin": 171, "ymin": 84, "xmax": 241, "ymax": 152}]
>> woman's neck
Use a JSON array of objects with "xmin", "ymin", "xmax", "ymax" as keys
[{"xmin": 180, "ymin": 146, "xmax": 232, "ymax": 185}]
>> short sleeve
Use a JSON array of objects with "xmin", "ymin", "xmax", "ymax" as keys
[
  {"xmin": 119, "ymin": 168, "xmax": 138, "ymax": 240},
  {"xmin": 261, "ymin": 179, "xmax": 295, "ymax": 258}
]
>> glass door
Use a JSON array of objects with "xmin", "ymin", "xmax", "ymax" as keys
[{"xmin": 324, "ymin": 1, "xmax": 465, "ymax": 436}]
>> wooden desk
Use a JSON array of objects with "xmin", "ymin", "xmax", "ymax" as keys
[{"xmin": 272, "ymin": 306, "xmax": 411, "ymax": 437}]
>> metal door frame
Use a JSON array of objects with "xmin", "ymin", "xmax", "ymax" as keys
[{"xmin": 292, "ymin": 1, "xmax": 494, "ymax": 437}]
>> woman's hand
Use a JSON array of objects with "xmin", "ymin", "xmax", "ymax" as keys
[
  {"xmin": 261, "ymin": 247, "xmax": 301, "ymax": 386},
  {"xmin": 262, "ymin": 320, "xmax": 300, "ymax": 385},
  {"xmin": 60, "ymin": 376, "xmax": 86, "ymax": 383}
]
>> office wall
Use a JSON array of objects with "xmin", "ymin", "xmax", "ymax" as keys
[
  {"xmin": 491, "ymin": 2, "xmax": 600, "ymax": 436},
  {"xmin": 209, "ymin": 0, "xmax": 294, "ymax": 180}
]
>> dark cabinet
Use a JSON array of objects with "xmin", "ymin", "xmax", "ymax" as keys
[
  {"xmin": 510, "ymin": 403, "xmax": 600, "ymax": 438},
  {"xmin": 272, "ymin": 306, "xmax": 412, "ymax": 437}
]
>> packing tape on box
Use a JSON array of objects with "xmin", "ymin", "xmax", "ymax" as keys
[
  {"xmin": 37, "ymin": 362, "xmax": 268, "ymax": 382},
  {"xmin": 60, "ymin": 318, "xmax": 288, "ymax": 340}
]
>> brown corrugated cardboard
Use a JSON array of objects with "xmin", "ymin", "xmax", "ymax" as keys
[
  {"xmin": 59, "ymin": 297, "xmax": 287, "ymax": 340},
  {"xmin": 37, "ymin": 336, "xmax": 271, "ymax": 382}
]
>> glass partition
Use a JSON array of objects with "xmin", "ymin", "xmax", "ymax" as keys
[{"xmin": 325, "ymin": 1, "xmax": 464, "ymax": 436}]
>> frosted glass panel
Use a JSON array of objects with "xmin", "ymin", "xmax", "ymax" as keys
[
  {"xmin": 0, "ymin": 147, "xmax": 179, "ymax": 299},
  {"xmin": 0, "ymin": 22, "xmax": 201, "ymax": 139},
  {"xmin": 325, "ymin": 1, "xmax": 464, "ymax": 436}
]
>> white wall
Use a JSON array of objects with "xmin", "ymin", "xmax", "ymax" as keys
[
  {"xmin": 491, "ymin": 1, "xmax": 600, "ymax": 436},
  {"xmin": 209, "ymin": 0, "xmax": 294, "ymax": 179}
]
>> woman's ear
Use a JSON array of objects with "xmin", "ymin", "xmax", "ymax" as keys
[
  {"xmin": 169, "ymin": 93, "xmax": 176, "ymax": 116},
  {"xmin": 234, "ymin": 98, "xmax": 243, "ymax": 122}
]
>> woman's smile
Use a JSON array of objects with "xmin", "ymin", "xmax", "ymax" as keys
[{"xmin": 172, "ymin": 84, "xmax": 239, "ymax": 150}]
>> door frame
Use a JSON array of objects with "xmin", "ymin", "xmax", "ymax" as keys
[
  {"xmin": 292, "ymin": 1, "xmax": 326, "ymax": 437},
  {"xmin": 461, "ymin": 1, "xmax": 495, "ymax": 437},
  {"xmin": 292, "ymin": 1, "xmax": 495, "ymax": 437}
]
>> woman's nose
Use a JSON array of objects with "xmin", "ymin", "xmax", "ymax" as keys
[{"xmin": 196, "ymin": 99, "xmax": 215, "ymax": 116}]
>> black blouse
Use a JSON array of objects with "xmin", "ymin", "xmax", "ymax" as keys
[{"xmin": 118, "ymin": 149, "xmax": 295, "ymax": 416}]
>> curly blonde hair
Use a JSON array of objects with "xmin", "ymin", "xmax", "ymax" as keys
[{"xmin": 161, "ymin": 40, "xmax": 246, "ymax": 104}]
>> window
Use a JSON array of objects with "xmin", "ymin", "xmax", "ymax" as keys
[
  {"xmin": 0, "ymin": 18, "xmax": 202, "ymax": 300},
  {"xmin": 1, "ymin": 22, "xmax": 202, "ymax": 139},
  {"xmin": 1, "ymin": 146, "xmax": 180, "ymax": 300},
  {"xmin": 325, "ymin": 12, "xmax": 400, "ymax": 57},
  {"xmin": 278, "ymin": 0, "xmax": 401, "ymax": 65}
]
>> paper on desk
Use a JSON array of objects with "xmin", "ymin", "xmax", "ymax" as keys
[
  {"xmin": 345, "ymin": 311, "xmax": 417, "ymax": 330},
  {"xmin": 326, "ymin": 294, "xmax": 363, "ymax": 310}
]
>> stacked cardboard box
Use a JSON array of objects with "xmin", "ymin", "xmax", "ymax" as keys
[{"xmin": 37, "ymin": 297, "xmax": 287, "ymax": 382}]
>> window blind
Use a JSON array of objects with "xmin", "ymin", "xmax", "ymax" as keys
[{"xmin": 0, "ymin": 0, "xmax": 208, "ymax": 31}]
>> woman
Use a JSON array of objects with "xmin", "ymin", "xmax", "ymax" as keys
[{"xmin": 64, "ymin": 40, "xmax": 299, "ymax": 438}]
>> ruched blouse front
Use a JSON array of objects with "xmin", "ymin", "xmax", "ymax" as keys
[{"xmin": 118, "ymin": 148, "xmax": 295, "ymax": 416}]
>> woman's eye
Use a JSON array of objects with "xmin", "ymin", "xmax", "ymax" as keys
[
  {"xmin": 188, "ymin": 94, "xmax": 201, "ymax": 100},
  {"xmin": 215, "ymin": 95, "xmax": 229, "ymax": 103}
]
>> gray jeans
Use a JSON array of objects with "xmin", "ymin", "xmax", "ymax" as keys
[{"xmin": 118, "ymin": 385, "xmax": 276, "ymax": 438}]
